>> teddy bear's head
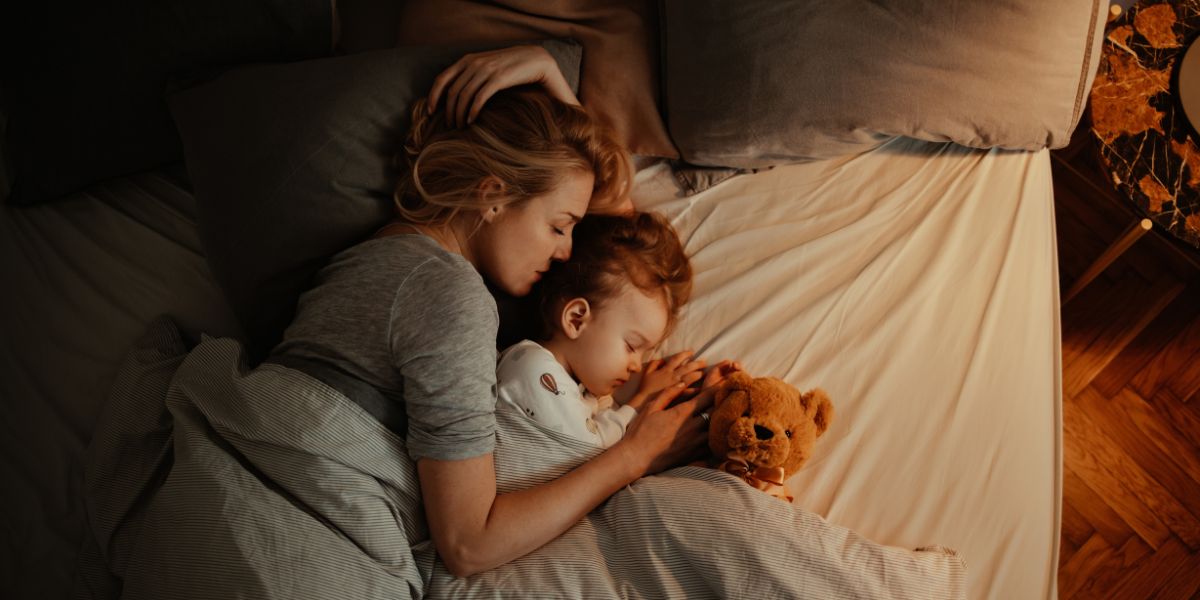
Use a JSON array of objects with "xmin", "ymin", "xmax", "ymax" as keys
[{"xmin": 709, "ymin": 372, "xmax": 834, "ymax": 477}]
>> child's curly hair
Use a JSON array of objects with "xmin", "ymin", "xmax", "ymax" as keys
[{"xmin": 535, "ymin": 211, "xmax": 692, "ymax": 343}]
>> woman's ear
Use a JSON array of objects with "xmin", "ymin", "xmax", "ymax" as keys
[
  {"xmin": 560, "ymin": 298, "xmax": 592, "ymax": 340},
  {"xmin": 478, "ymin": 177, "xmax": 506, "ymax": 223}
]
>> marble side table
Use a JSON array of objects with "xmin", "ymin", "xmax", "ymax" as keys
[{"xmin": 1071, "ymin": 0, "xmax": 1200, "ymax": 302}]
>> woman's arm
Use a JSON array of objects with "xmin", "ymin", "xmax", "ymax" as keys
[
  {"xmin": 428, "ymin": 44, "xmax": 580, "ymax": 128},
  {"xmin": 420, "ymin": 384, "xmax": 714, "ymax": 577}
]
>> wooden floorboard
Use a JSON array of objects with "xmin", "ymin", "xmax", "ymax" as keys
[
  {"xmin": 1069, "ymin": 536, "xmax": 1153, "ymax": 600},
  {"xmin": 1063, "ymin": 396, "xmax": 1177, "ymax": 550},
  {"xmin": 1129, "ymin": 310, "xmax": 1200, "ymax": 401},
  {"xmin": 1091, "ymin": 281, "xmax": 1200, "ymax": 397},
  {"xmin": 1064, "ymin": 466, "xmax": 1137, "ymax": 549},
  {"xmin": 1151, "ymin": 388, "xmax": 1200, "ymax": 451},
  {"xmin": 1105, "ymin": 538, "xmax": 1195, "ymax": 600},
  {"xmin": 1061, "ymin": 273, "xmax": 1184, "ymax": 398},
  {"xmin": 1053, "ymin": 139, "xmax": 1200, "ymax": 598},
  {"xmin": 1077, "ymin": 387, "xmax": 1200, "ymax": 550}
]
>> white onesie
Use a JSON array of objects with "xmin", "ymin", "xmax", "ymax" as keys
[{"xmin": 496, "ymin": 339, "xmax": 637, "ymax": 448}]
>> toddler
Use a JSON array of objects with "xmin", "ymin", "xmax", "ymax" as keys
[{"xmin": 496, "ymin": 211, "xmax": 709, "ymax": 447}]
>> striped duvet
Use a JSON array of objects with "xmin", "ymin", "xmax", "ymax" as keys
[{"xmin": 74, "ymin": 317, "xmax": 965, "ymax": 599}]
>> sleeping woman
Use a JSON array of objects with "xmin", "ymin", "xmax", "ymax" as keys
[{"xmin": 269, "ymin": 44, "xmax": 722, "ymax": 576}]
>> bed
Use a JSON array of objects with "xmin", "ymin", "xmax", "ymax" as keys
[
  {"xmin": 4, "ymin": 138, "xmax": 1059, "ymax": 599},
  {"xmin": 1, "ymin": 1, "xmax": 1102, "ymax": 598}
]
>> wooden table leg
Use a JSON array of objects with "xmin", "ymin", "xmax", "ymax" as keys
[{"xmin": 1063, "ymin": 217, "xmax": 1153, "ymax": 305}]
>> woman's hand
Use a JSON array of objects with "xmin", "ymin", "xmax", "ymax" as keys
[
  {"xmin": 617, "ymin": 383, "xmax": 716, "ymax": 476},
  {"xmin": 418, "ymin": 381, "xmax": 714, "ymax": 577},
  {"xmin": 428, "ymin": 45, "xmax": 579, "ymax": 128}
]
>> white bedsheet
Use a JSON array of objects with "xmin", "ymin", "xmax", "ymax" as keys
[
  {"xmin": 635, "ymin": 138, "xmax": 1062, "ymax": 600},
  {"xmin": 1, "ymin": 137, "xmax": 1061, "ymax": 599}
]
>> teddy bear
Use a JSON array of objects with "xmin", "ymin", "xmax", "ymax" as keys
[{"xmin": 707, "ymin": 371, "xmax": 834, "ymax": 503}]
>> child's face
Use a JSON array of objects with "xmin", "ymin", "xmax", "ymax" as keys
[{"xmin": 569, "ymin": 285, "xmax": 670, "ymax": 397}]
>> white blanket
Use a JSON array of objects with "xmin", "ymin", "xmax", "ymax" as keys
[{"xmin": 75, "ymin": 317, "xmax": 965, "ymax": 599}]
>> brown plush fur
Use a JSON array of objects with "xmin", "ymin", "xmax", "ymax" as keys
[{"xmin": 709, "ymin": 372, "xmax": 834, "ymax": 477}]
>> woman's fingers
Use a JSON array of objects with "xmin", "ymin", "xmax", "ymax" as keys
[
  {"xmin": 467, "ymin": 80, "xmax": 503, "ymax": 124},
  {"xmin": 454, "ymin": 69, "xmax": 493, "ymax": 127},
  {"xmin": 703, "ymin": 359, "xmax": 745, "ymax": 388},
  {"xmin": 428, "ymin": 57, "xmax": 469, "ymax": 114},
  {"xmin": 648, "ymin": 383, "xmax": 687, "ymax": 412},
  {"xmin": 679, "ymin": 359, "xmax": 706, "ymax": 375},
  {"xmin": 689, "ymin": 386, "xmax": 717, "ymax": 415},
  {"xmin": 665, "ymin": 351, "xmax": 694, "ymax": 371},
  {"xmin": 427, "ymin": 45, "xmax": 577, "ymax": 124},
  {"xmin": 444, "ymin": 64, "xmax": 483, "ymax": 127},
  {"xmin": 681, "ymin": 371, "xmax": 704, "ymax": 386}
]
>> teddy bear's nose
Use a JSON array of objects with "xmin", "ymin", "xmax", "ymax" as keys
[{"xmin": 754, "ymin": 424, "xmax": 774, "ymax": 440}]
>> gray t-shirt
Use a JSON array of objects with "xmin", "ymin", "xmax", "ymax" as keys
[{"xmin": 273, "ymin": 234, "xmax": 499, "ymax": 462}]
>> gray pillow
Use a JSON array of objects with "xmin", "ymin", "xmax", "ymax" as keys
[
  {"xmin": 168, "ymin": 41, "xmax": 581, "ymax": 359},
  {"xmin": 662, "ymin": 0, "xmax": 1108, "ymax": 169}
]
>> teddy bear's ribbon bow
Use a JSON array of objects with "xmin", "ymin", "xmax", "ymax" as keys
[{"xmin": 718, "ymin": 453, "xmax": 794, "ymax": 503}]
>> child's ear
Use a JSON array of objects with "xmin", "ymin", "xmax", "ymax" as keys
[{"xmin": 560, "ymin": 298, "xmax": 592, "ymax": 340}]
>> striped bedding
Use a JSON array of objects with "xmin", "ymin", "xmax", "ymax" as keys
[{"xmin": 74, "ymin": 317, "xmax": 966, "ymax": 599}]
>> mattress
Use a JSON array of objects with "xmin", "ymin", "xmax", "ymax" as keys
[
  {"xmin": 1, "ymin": 137, "xmax": 1061, "ymax": 599},
  {"xmin": 636, "ymin": 138, "xmax": 1062, "ymax": 600}
]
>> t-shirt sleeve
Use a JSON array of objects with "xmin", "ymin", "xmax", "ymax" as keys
[
  {"xmin": 590, "ymin": 404, "xmax": 637, "ymax": 448},
  {"xmin": 391, "ymin": 258, "xmax": 499, "ymax": 462}
]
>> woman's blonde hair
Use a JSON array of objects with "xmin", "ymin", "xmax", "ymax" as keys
[{"xmin": 393, "ymin": 86, "xmax": 631, "ymax": 225}]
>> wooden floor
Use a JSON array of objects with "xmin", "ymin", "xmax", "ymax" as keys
[{"xmin": 1052, "ymin": 139, "xmax": 1200, "ymax": 598}]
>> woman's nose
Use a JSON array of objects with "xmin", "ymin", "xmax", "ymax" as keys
[{"xmin": 553, "ymin": 238, "xmax": 572, "ymax": 261}]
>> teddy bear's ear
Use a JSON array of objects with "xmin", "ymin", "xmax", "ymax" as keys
[
  {"xmin": 714, "ymin": 371, "xmax": 753, "ymax": 409},
  {"xmin": 805, "ymin": 388, "xmax": 834, "ymax": 437}
]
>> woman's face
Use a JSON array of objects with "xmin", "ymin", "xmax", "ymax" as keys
[{"xmin": 475, "ymin": 169, "xmax": 594, "ymax": 297}]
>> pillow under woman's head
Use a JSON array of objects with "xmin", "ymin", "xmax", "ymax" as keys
[{"xmin": 169, "ymin": 41, "xmax": 581, "ymax": 360}]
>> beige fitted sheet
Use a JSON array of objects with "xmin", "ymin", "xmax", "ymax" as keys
[{"xmin": 633, "ymin": 137, "xmax": 1062, "ymax": 600}]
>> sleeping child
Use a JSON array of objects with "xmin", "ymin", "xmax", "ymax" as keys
[{"xmin": 496, "ymin": 211, "xmax": 736, "ymax": 447}]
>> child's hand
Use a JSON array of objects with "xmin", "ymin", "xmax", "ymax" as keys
[
  {"xmin": 626, "ymin": 351, "xmax": 704, "ymax": 411},
  {"xmin": 671, "ymin": 359, "xmax": 743, "ymax": 404},
  {"xmin": 701, "ymin": 360, "xmax": 743, "ymax": 389}
]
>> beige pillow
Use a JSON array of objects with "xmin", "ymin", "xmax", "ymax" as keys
[
  {"xmin": 395, "ymin": 0, "xmax": 678, "ymax": 159},
  {"xmin": 663, "ymin": 0, "xmax": 1107, "ymax": 169}
]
